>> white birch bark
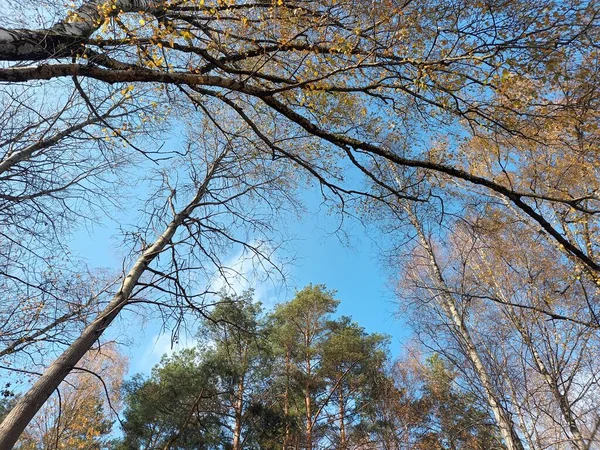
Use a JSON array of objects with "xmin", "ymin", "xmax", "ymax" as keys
[{"xmin": 0, "ymin": 0, "xmax": 160, "ymax": 60}]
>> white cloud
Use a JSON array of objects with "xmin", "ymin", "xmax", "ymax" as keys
[
  {"xmin": 131, "ymin": 329, "xmax": 196, "ymax": 375},
  {"xmin": 209, "ymin": 244, "xmax": 284, "ymax": 308},
  {"xmin": 128, "ymin": 243, "xmax": 286, "ymax": 376}
]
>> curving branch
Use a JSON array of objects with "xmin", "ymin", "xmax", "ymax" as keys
[{"xmin": 0, "ymin": 59, "xmax": 598, "ymax": 275}]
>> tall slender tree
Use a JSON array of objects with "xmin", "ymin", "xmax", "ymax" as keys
[{"xmin": 271, "ymin": 285, "xmax": 339, "ymax": 450}]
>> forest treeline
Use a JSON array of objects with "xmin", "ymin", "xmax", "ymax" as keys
[
  {"xmin": 5, "ymin": 282, "xmax": 599, "ymax": 449},
  {"xmin": 114, "ymin": 285, "xmax": 500, "ymax": 450},
  {"xmin": 2, "ymin": 285, "xmax": 504, "ymax": 450}
]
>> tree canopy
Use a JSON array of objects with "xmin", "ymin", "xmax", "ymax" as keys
[
  {"xmin": 114, "ymin": 288, "xmax": 502, "ymax": 450},
  {"xmin": 1, "ymin": 0, "xmax": 600, "ymax": 448}
]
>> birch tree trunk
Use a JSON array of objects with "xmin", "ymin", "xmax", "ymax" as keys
[
  {"xmin": 0, "ymin": 152, "xmax": 226, "ymax": 449},
  {"xmin": 0, "ymin": 0, "xmax": 159, "ymax": 60},
  {"xmin": 489, "ymin": 279, "xmax": 589, "ymax": 450},
  {"xmin": 404, "ymin": 205, "xmax": 525, "ymax": 450}
]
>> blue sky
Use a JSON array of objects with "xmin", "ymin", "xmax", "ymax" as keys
[{"xmin": 70, "ymin": 178, "xmax": 411, "ymax": 378}]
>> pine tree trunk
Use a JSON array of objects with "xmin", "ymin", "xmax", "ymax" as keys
[
  {"xmin": 283, "ymin": 347, "xmax": 291, "ymax": 450},
  {"xmin": 305, "ymin": 342, "xmax": 313, "ymax": 450},
  {"xmin": 232, "ymin": 375, "xmax": 244, "ymax": 450},
  {"xmin": 338, "ymin": 388, "xmax": 346, "ymax": 450}
]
